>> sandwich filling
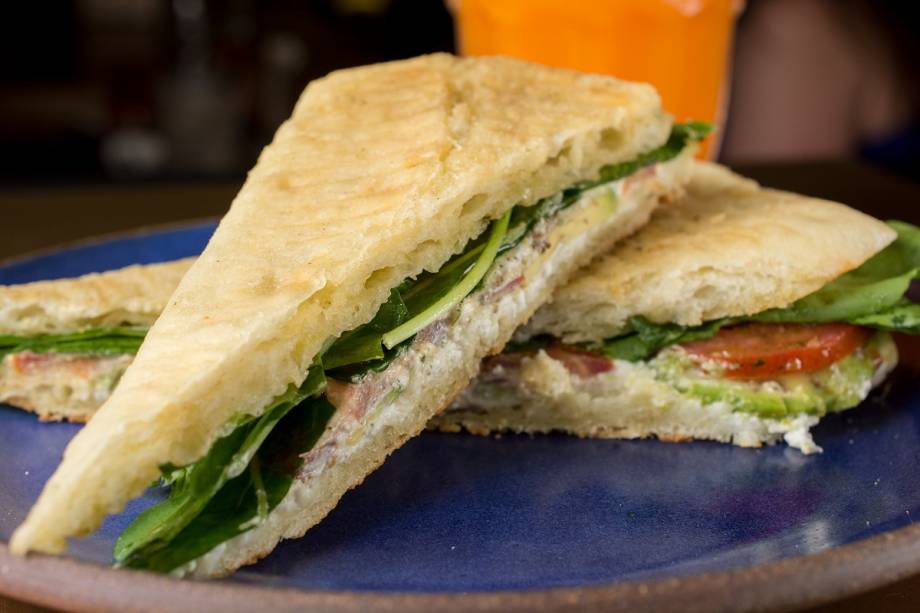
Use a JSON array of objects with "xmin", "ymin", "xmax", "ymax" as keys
[
  {"xmin": 446, "ymin": 221, "xmax": 919, "ymax": 451},
  {"xmin": 64, "ymin": 122, "xmax": 707, "ymax": 573},
  {"xmin": 0, "ymin": 328, "xmax": 144, "ymax": 420}
]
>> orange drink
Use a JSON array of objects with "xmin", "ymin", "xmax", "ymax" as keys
[{"xmin": 451, "ymin": 0, "xmax": 740, "ymax": 158}]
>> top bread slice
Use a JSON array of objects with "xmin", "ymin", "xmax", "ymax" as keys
[
  {"xmin": 526, "ymin": 162, "xmax": 897, "ymax": 343},
  {"xmin": 11, "ymin": 53, "xmax": 671, "ymax": 555},
  {"xmin": 0, "ymin": 259, "xmax": 194, "ymax": 336}
]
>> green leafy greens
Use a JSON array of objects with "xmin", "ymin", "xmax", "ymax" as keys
[
  {"xmin": 321, "ymin": 209, "xmax": 511, "ymax": 380},
  {"xmin": 0, "ymin": 327, "xmax": 147, "ymax": 362},
  {"xmin": 593, "ymin": 220, "xmax": 920, "ymax": 361},
  {"xmin": 382, "ymin": 210, "xmax": 511, "ymax": 349},
  {"xmin": 114, "ymin": 365, "xmax": 329, "ymax": 570},
  {"xmin": 502, "ymin": 121, "xmax": 713, "ymax": 254},
  {"xmin": 113, "ymin": 122, "xmax": 708, "ymax": 572}
]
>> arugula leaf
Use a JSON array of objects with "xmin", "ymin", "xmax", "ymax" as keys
[
  {"xmin": 594, "ymin": 317, "xmax": 732, "ymax": 361},
  {"xmin": 501, "ymin": 122, "xmax": 713, "ymax": 255},
  {"xmin": 121, "ymin": 396, "xmax": 335, "ymax": 573},
  {"xmin": 590, "ymin": 221, "xmax": 920, "ymax": 361},
  {"xmin": 850, "ymin": 299, "xmax": 920, "ymax": 332},
  {"xmin": 755, "ymin": 220, "xmax": 920, "ymax": 325},
  {"xmin": 401, "ymin": 243, "xmax": 487, "ymax": 315},
  {"xmin": 325, "ymin": 210, "xmax": 509, "ymax": 378},
  {"xmin": 597, "ymin": 121, "xmax": 714, "ymax": 186},
  {"xmin": 382, "ymin": 209, "xmax": 511, "ymax": 349},
  {"xmin": 115, "ymin": 364, "xmax": 327, "ymax": 566},
  {"xmin": 323, "ymin": 289, "xmax": 408, "ymax": 370},
  {"xmin": 0, "ymin": 327, "xmax": 147, "ymax": 361}
]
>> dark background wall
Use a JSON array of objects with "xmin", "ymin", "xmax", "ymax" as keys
[
  {"xmin": 0, "ymin": 0, "xmax": 455, "ymax": 184},
  {"xmin": 0, "ymin": 0, "xmax": 916, "ymax": 186}
]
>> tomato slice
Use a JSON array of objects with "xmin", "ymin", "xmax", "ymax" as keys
[
  {"xmin": 545, "ymin": 341, "xmax": 614, "ymax": 377},
  {"xmin": 679, "ymin": 323, "xmax": 870, "ymax": 380}
]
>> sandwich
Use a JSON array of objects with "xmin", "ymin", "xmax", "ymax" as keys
[
  {"xmin": 0, "ymin": 258, "xmax": 193, "ymax": 421},
  {"xmin": 4, "ymin": 163, "xmax": 914, "ymax": 456},
  {"xmin": 431, "ymin": 162, "xmax": 920, "ymax": 453},
  {"xmin": 9, "ymin": 54, "xmax": 703, "ymax": 576}
]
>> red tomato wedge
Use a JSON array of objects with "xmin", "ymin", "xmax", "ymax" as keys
[
  {"xmin": 545, "ymin": 341, "xmax": 614, "ymax": 377},
  {"xmin": 679, "ymin": 323, "xmax": 870, "ymax": 380}
]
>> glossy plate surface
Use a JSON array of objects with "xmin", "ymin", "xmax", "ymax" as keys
[{"xmin": 1, "ymin": 224, "xmax": 918, "ymax": 599}]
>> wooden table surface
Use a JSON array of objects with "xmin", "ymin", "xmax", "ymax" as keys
[{"xmin": 1, "ymin": 162, "xmax": 918, "ymax": 612}]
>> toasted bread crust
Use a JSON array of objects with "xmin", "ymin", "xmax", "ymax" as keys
[{"xmin": 0, "ymin": 259, "xmax": 193, "ymax": 336}]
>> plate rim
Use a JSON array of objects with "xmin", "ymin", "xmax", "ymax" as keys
[
  {"xmin": 2, "ymin": 223, "xmax": 919, "ymax": 611},
  {"xmin": 0, "ymin": 217, "xmax": 218, "ymax": 272},
  {"xmin": 3, "ymin": 521, "xmax": 920, "ymax": 613}
]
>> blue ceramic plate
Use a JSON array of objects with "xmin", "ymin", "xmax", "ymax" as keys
[{"xmin": 1, "ymin": 223, "xmax": 919, "ymax": 610}]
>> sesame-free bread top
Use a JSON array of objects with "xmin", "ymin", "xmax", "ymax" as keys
[
  {"xmin": 11, "ymin": 53, "xmax": 671, "ymax": 554},
  {"xmin": 526, "ymin": 162, "xmax": 897, "ymax": 343},
  {"xmin": 0, "ymin": 259, "xmax": 194, "ymax": 336}
]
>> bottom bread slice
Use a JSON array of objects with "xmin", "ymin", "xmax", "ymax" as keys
[
  {"xmin": 180, "ymin": 154, "xmax": 691, "ymax": 577},
  {"xmin": 0, "ymin": 353, "xmax": 131, "ymax": 422}
]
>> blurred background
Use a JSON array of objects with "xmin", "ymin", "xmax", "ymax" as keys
[{"xmin": 0, "ymin": 0, "xmax": 917, "ymax": 186}]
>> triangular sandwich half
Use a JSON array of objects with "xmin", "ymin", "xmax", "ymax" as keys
[
  {"xmin": 0, "ymin": 259, "xmax": 193, "ymax": 421},
  {"xmin": 10, "ymin": 54, "xmax": 702, "ymax": 575},
  {"xmin": 433, "ymin": 162, "xmax": 920, "ymax": 453}
]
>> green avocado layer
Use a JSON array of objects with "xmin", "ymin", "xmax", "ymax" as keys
[{"xmin": 650, "ymin": 331, "xmax": 896, "ymax": 420}]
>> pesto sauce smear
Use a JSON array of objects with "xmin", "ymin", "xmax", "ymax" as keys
[{"xmin": 113, "ymin": 123, "xmax": 709, "ymax": 572}]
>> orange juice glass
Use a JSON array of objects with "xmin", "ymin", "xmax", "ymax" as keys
[{"xmin": 452, "ymin": 0, "xmax": 739, "ymax": 159}]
